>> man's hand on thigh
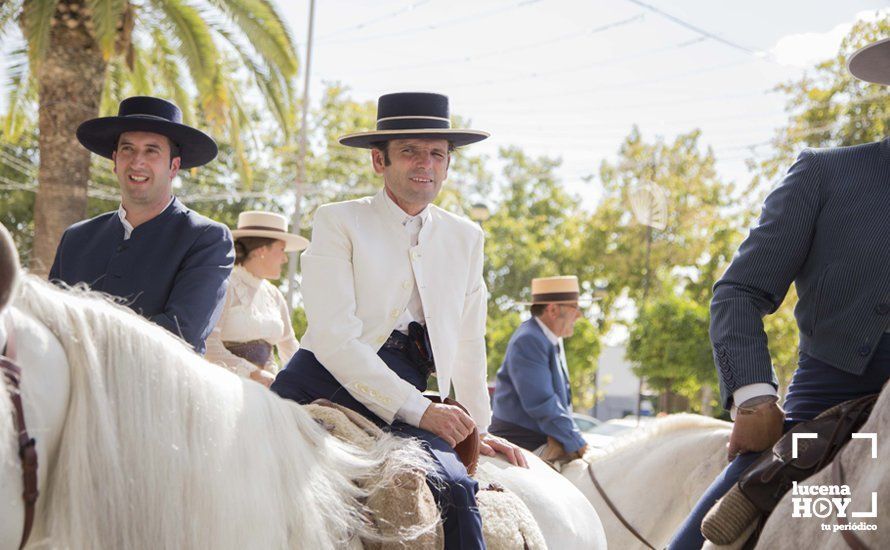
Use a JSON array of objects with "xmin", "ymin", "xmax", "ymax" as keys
[{"xmin": 420, "ymin": 402, "xmax": 476, "ymax": 448}]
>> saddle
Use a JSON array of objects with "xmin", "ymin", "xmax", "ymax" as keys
[
  {"xmin": 305, "ymin": 399, "xmax": 546, "ymax": 550},
  {"xmin": 702, "ymin": 394, "xmax": 879, "ymax": 546}
]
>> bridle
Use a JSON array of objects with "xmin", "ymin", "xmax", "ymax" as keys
[
  {"xmin": 1, "ymin": 317, "xmax": 39, "ymax": 550},
  {"xmin": 586, "ymin": 460, "xmax": 656, "ymax": 550}
]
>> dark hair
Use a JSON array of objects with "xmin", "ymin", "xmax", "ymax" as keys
[
  {"xmin": 530, "ymin": 303, "xmax": 548, "ymax": 317},
  {"xmin": 115, "ymin": 134, "xmax": 181, "ymax": 165},
  {"xmin": 370, "ymin": 139, "xmax": 456, "ymax": 167},
  {"xmin": 234, "ymin": 237, "xmax": 278, "ymax": 265}
]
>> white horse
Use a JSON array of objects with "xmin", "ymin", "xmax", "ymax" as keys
[
  {"xmin": 560, "ymin": 414, "xmax": 731, "ymax": 548},
  {"xmin": 0, "ymin": 234, "xmax": 603, "ymax": 548}
]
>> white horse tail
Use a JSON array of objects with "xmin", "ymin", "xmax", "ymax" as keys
[{"xmin": 16, "ymin": 275, "xmax": 434, "ymax": 549}]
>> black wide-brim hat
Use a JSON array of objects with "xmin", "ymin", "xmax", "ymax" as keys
[
  {"xmin": 848, "ymin": 38, "xmax": 890, "ymax": 86},
  {"xmin": 339, "ymin": 92, "xmax": 489, "ymax": 149},
  {"xmin": 76, "ymin": 96, "xmax": 218, "ymax": 169}
]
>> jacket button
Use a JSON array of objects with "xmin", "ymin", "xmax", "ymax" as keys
[
  {"xmin": 858, "ymin": 345, "xmax": 871, "ymax": 357},
  {"xmin": 875, "ymin": 303, "xmax": 890, "ymax": 315}
]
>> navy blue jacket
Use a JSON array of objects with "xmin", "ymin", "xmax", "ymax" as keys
[
  {"xmin": 491, "ymin": 318, "xmax": 586, "ymax": 452},
  {"xmin": 49, "ymin": 198, "xmax": 234, "ymax": 354},
  {"xmin": 711, "ymin": 138, "xmax": 890, "ymax": 409}
]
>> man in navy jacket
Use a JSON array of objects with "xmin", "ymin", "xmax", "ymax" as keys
[
  {"xmin": 49, "ymin": 96, "xmax": 233, "ymax": 355},
  {"xmin": 670, "ymin": 39, "xmax": 890, "ymax": 549},
  {"xmin": 490, "ymin": 276, "xmax": 588, "ymax": 456}
]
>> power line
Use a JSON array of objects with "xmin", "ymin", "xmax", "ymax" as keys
[
  {"xmin": 318, "ymin": 0, "xmax": 543, "ymax": 45},
  {"xmin": 623, "ymin": 0, "xmax": 762, "ymax": 57},
  {"xmin": 360, "ymin": 36, "xmax": 710, "ymax": 92},
  {"xmin": 312, "ymin": 0, "xmax": 434, "ymax": 41},
  {"xmin": 343, "ymin": 13, "xmax": 646, "ymax": 76},
  {"xmin": 451, "ymin": 57, "xmax": 755, "ymax": 100}
]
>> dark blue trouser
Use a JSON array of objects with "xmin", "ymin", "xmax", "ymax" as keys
[
  {"xmin": 668, "ymin": 334, "xmax": 890, "ymax": 549},
  {"xmin": 271, "ymin": 347, "xmax": 486, "ymax": 550}
]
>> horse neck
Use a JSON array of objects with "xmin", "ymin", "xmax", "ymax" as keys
[{"xmin": 594, "ymin": 426, "xmax": 729, "ymax": 501}]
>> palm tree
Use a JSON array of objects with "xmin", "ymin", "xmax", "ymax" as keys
[{"xmin": 0, "ymin": 0, "xmax": 299, "ymax": 274}]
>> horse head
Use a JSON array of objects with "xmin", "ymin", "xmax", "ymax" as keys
[{"xmin": 0, "ymin": 223, "xmax": 19, "ymax": 315}]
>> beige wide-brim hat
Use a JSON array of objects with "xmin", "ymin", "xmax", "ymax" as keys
[
  {"xmin": 516, "ymin": 276, "xmax": 597, "ymax": 306},
  {"xmin": 848, "ymin": 37, "xmax": 890, "ymax": 85},
  {"xmin": 230, "ymin": 211, "xmax": 309, "ymax": 252}
]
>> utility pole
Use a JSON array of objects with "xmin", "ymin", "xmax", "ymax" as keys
[{"xmin": 287, "ymin": 0, "xmax": 316, "ymax": 306}]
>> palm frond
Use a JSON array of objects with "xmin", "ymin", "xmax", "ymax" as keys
[
  {"xmin": 0, "ymin": 0, "xmax": 25, "ymax": 38},
  {"xmin": 207, "ymin": 0, "xmax": 298, "ymax": 76},
  {"xmin": 127, "ymin": 44, "xmax": 152, "ymax": 95},
  {"xmin": 225, "ymin": 85, "xmax": 253, "ymax": 188},
  {"xmin": 212, "ymin": 24, "xmax": 295, "ymax": 138},
  {"xmin": 23, "ymin": 0, "xmax": 60, "ymax": 66},
  {"xmin": 154, "ymin": 0, "xmax": 220, "ymax": 92},
  {"xmin": 85, "ymin": 0, "xmax": 128, "ymax": 57},
  {"xmin": 2, "ymin": 50, "xmax": 36, "ymax": 142},
  {"xmin": 149, "ymin": 29, "xmax": 197, "ymax": 127},
  {"xmin": 100, "ymin": 58, "xmax": 127, "ymax": 114}
]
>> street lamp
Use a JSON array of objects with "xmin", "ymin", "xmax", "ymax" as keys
[{"xmin": 469, "ymin": 203, "xmax": 491, "ymax": 223}]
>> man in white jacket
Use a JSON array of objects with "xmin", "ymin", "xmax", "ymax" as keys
[{"xmin": 271, "ymin": 92, "xmax": 525, "ymax": 549}]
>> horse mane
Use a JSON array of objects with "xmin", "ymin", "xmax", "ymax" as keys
[
  {"xmin": 15, "ymin": 275, "xmax": 434, "ymax": 549},
  {"xmin": 584, "ymin": 413, "xmax": 731, "ymax": 463}
]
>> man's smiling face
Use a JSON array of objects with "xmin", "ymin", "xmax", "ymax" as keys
[
  {"xmin": 112, "ymin": 131, "xmax": 180, "ymax": 209},
  {"xmin": 374, "ymin": 138, "xmax": 450, "ymax": 211}
]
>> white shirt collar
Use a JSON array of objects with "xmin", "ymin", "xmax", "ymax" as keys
[
  {"xmin": 381, "ymin": 189, "xmax": 431, "ymax": 228},
  {"xmin": 534, "ymin": 316, "xmax": 560, "ymax": 346},
  {"xmin": 117, "ymin": 196, "xmax": 175, "ymax": 240},
  {"xmin": 232, "ymin": 265, "xmax": 263, "ymax": 289}
]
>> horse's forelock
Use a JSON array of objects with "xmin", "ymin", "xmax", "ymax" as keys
[{"xmin": 0, "ymin": 223, "xmax": 20, "ymax": 314}]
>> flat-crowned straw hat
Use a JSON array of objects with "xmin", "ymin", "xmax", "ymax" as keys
[
  {"xmin": 230, "ymin": 211, "xmax": 309, "ymax": 252},
  {"xmin": 517, "ymin": 276, "xmax": 596, "ymax": 306},
  {"xmin": 76, "ymin": 96, "xmax": 218, "ymax": 169},
  {"xmin": 848, "ymin": 37, "xmax": 890, "ymax": 86},
  {"xmin": 339, "ymin": 92, "xmax": 489, "ymax": 149}
]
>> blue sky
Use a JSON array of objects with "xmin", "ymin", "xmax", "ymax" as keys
[{"xmin": 277, "ymin": 0, "xmax": 887, "ymax": 204}]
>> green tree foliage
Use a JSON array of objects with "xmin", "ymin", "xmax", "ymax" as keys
[
  {"xmin": 481, "ymin": 146, "xmax": 602, "ymax": 400},
  {"xmin": 751, "ymin": 15, "xmax": 890, "ymax": 186},
  {"xmin": 627, "ymin": 291, "xmax": 715, "ymax": 413}
]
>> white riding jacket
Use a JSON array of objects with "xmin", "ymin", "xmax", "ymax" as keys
[{"xmin": 299, "ymin": 190, "xmax": 492, "ymax": 430}]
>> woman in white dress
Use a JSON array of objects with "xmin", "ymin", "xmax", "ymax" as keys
[{"xmin": 206, "ymin": 211, "xmax": 309, "ymax": 387}]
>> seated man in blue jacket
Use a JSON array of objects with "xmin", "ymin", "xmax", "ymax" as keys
[
  {"xmin": 490, "ymin": 276, "xmax": 588, "ymax": 457},
  {"xmin": 49, "ymin": 96, "xmax": 233, "ymax": 355}
]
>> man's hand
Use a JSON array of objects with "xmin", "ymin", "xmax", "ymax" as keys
[
  {"xmin": 419, "ymin": 402, "xmax": 476, "ymax": 448},
  {"xmin": 480, "ymin": 433, "xmax": 529, "ymax": 468},
  {"xmin": 727, "ymin": 397, "xmax": 784, "ymax": 462},
  {"xmin": 249, "ymin": 368, "xmax": 275, "ymax": 388}
]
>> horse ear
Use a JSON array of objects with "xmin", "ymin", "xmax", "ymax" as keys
[{"xmin": 0, "ymin": 223, "xmax": 20, "ymax": 312}]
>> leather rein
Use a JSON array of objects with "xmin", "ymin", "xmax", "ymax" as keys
[
  {"xmin": 586, "ymin": 461, "xmax": 656, "ymax": 550},
  {"xmin": 1, "ymin": 320, "xmax": 39, "ymax": 550}
]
